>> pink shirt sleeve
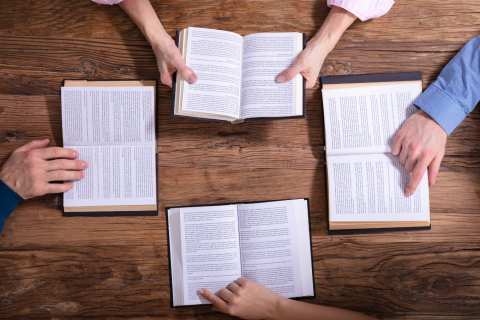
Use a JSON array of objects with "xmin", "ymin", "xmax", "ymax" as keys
[
  {"xmin": 91, "ymin": 0, "xmax": 123, "ymax": 5},
  {"xmin": 327, "ymin": 0, "xmax": 394, "ymax": 21}
]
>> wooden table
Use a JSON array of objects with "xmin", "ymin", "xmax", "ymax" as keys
[{"xmin": 1, "ymin": 0, "xmax": 479, "ymax": 318}]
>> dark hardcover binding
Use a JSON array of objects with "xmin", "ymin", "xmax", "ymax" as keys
[
  {"xmin": 62, "ymin": 79, "xmax": 159, "ymax": 217},
  {"xmin": 165, "ymin": 198, "xmax": 316, "ymax": 308},
  {"xmin": 171, "ymin": 31, "xmax": 307, "ymax": 124},
  {"xmin": 320, "ymin": 72, "xmax": 427, "ymax": 234}
]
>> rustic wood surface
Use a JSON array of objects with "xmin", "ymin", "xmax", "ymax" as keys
[{"xmin": 1, "ymin": 0, "xmax": 480, "ymax": 318}]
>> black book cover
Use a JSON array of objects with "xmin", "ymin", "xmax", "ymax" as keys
[
  {"xmin": 171, "ymin": 31, "xmax": 307, "ymax": 124},
  {"xmin": 165, "ymin": 198, "xmax": 316, "ymax": 307},
  {"xmin": 62, "ymin": 79, "xmax": 159, "ymax": 217},
  {"xmin": 320, "ymin": 72, "xmax": 430, "ymax": 234}
]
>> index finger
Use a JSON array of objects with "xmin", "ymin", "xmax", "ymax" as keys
[
  {"xmin": 199, "ymin": 288, "xmax": 228, "ymax": 312},
  {"xmin": 405, "ymin": 159, "xmax": 429, "ymax": 197},
  {"xmin": 38, "ymin": 147, "xmax": 79, "ymax": 160}
]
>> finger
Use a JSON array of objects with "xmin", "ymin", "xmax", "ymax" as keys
[
  {"xmin": 391, "ymin": 131, "xmax": 403, "ymax": 155},
  {"xmin": 44, "ymin": 182, "xmax": 74, "ymax": 195},
  {"xmin": 46, "ymin": 159, "xmax": 88, "ymax": 172},
  {"xmin": 46, "ymin": 170, "xmax": 85, "ymax": 182},
  {"xmin": 398, "ymin": 145, "xmax": 409, "ymax": 165},
  {"xmin": 405, "ymin": 159, "xmax": 429, "ymax": 197},
  {"xmin": 300, "ymin": 70, "xmax": 317, "ymax": 89},
  {"xmin": 218, "ymin": 288, "xmax": 234, "ymax": 303},
  {"xmin": 227, "ymin": 282, "xmax": 240, "ymax": 293},
  {"xmin": 277, "ymin": 60, "xmax": 304, "ymax": 83},
  {"xmin": 199, "ymin": 288, "xmax": 228, "ymax": 311},
  {"xmin": 404, "ymin": 156, "xmax": 418, "ymax": 173},
  {"xmin": 38, "ymin": 147, "xmax": 79, "ymax": 160},
  {"xmin": 235, "ymin": 277, "xmax": 248, "ymax": 286},
  {"xmin": 173, "ymin": 54, "xmax": 197, "ymax": 84},
  {"xmin": 428, "ymin": 149, "xmax": 444, "ymax": 184},
  {"xmin": 16, "ymin": 139, "xmax": 50, "ymax": 153},
  {"xmin": 160, "ymin": 71, "xmax": 173, "ymax": 88}
]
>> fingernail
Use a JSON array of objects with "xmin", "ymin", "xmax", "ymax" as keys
[
  {"xmin": 405, "ymin": 190, "xmax": 412, "ymax": 197},
  {"xmin": 277, "ymin": 74, "xmax": 286, "ymax": 83},
  {"xmin": 82, "ymin": 161, "xmax": 88, "ymax": 169},
  {"xmin": 199, "ymin": 289, "xmax": 204, "ymax": 295},
  {"xmin": 68, "ymin": 182, "xmax": 74, "ymax": 189},
  {"xmin": 73, "ymin": 151, "xmax": 79, "ymax": 158},
  {"xmin": 79, "ymin": 171, "xmax": 85, "ymax": 178},
  {"xmin": 188, "ymin": 74, "xmax": 197, "ymax": 83}
]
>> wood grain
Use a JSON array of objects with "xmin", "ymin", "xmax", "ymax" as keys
[{"xmin": 1, "ymin": 0, "xmax": 480, "ymax": 318}]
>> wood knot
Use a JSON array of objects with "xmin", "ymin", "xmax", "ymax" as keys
[
  {"xmin": 320, "ymin": 61, "xmax": 353, "ymax": 76},
  {"xmin": 75, "ymin": 60, "xmax": 99, "ymax": 77},
  {"xmin": 5, "ymin": 131, "xmax": 18, "ymax": 143},
  {"xmin": 45, "ymin": 194, "xmax": 63, "ymax": 210},
  {"xmin": 118, "ymin": 66, "xmax": 131, "ymax": 74}
]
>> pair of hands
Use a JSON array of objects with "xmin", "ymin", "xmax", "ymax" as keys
[
  {"xmin": 152, "ymin": 34, "xmax": 324, "ymax": 89},
  {"xmin": 0, "ymin": 139, "xmax": 87, "ymax": 200}
]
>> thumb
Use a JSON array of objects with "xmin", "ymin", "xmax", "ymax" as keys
[
  {"xmin": 173, "ymin": 54, "xmax": 197, "ymax": 84},
  {"xmin": 15, "ymin": 139, "xmax": 50, "ymax": 153},
  {"xmin": 277, "ymin": 61, "xmax": 303, "ymax": 83}
]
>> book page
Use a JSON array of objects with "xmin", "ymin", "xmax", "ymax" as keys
[
  {"xmin": 63, "ymin": 145, "xmax": 156, "ymax": 207},
  {"xmin": 181, "ymin": 27, "xmax": 243, "ymax": 119},
  {"xmin": 240, "ymin": 33, "xmax": 303, "ymax": 119},
  {"xmin": 61, "ymin": 86, "xmax": 155, "ymax": 146},
  {"xmin": 327, "ymin": 153, "xmax": 429, "ymax": 223},
  {"xmin": 322, "ymin": 82, "xmax": 422, "ymax": 156},
  {"xmin": 179, "ymin": 205, "xmax": 242, "ymax": 306},
  {"xmin": 238, "ymin": 200, "xmax": 303, "ymax": 298}
]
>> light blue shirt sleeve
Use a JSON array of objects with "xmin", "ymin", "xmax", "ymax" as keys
[{"xmin": 413, "ymin": 36, "xmax": 480, "ymax": 135}]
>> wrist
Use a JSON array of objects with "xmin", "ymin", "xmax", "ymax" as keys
[{"xmin": 266, "ymin": 296, "xmax": 290, "ymax": 320}]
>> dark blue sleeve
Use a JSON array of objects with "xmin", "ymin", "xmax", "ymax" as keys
[
  {"xmin": 414, "ymin": 36, "xmax": 480, "ymax": 135},
  {"xmin": 0, "ymin": 179, "xmax": 23, "ymax": 235}
]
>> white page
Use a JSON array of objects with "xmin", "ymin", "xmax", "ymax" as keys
[
  {"xmin": 322, "ymin": 83, "xmax": 422, "ymax": 156},
  {"xmin": 63, "ymin": 145, "xmax": 156, "ymax": 207},
  {"xmin": 182, "ymin": 27, "xmax": 243, "ymax": 118},
  {"xmin": 179, "ymin": 205, "xmax": 242, "ymax": 305},
  {"xmin": 61, "ymin": 86, "xmax": 155, "ymax": 146},
  {"xmin": 238, "ymin": 200, "xmax": 303, "ymax": 298},
  {"xmin": 293, "ymin": 199, "xmax": 314, "ymax": 297},
  {"xmin": 240, "ymin": 33, "xmax": 302, "ymax": 119},
  {"xmin": 167, "ymin": 208, "xmax": 185, "ymax": 307},
  {"xmin": 327, "ymin": 153, "xmax": 429, "ymax": 222}
]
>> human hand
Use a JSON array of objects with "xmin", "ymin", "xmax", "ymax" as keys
[
  {"xmin": 392, "ymin": 109, "xmax": 447, "ymax": 196},
  {"xmin": 0, "ymin": 139, "xmax": 88, "ymax": 199},
  {"xmin": 276, "ymin": 41, "xmax": 327, "ymax": 89},
  {"xmin": 152, "ymin": 35, "xmax": 197, "ymax": 87},
  {"xmin": 199, "ymin": 278, "xmax": 282, "ymax": 319},
  {"xmin": 276, "ymin": 6, "xmax": 357, "ymax": 89}
]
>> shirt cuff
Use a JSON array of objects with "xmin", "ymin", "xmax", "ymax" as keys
[
  {"xmin": 327, "ymin": 0, "xmax": 394, "ymax": 22},
  {"xmin": 414, "ymin": 84, "xmax": 467, "ymax": 135},
  {"xmin": 91, "ymin": 0, "xmax": 123, "ymax": 5},
  {"xmin": 0, "ymin": 179, "xmax": 23, "ymax": 234}
]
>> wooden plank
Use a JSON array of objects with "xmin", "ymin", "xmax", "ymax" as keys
[
  {"xmin": 1, "ymin": 0, "xmax": 480, "ymax": 42},
  {"xmin": 0, "ymin": 35, "xmax": 471, "ymax": 95},
  {"xmin": 0, "ymin": 242, "xmax": 479, "ymax": 318}
]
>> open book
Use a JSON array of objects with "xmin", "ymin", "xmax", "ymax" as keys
[
  {"xmin": 321, "ymin": 72, "xmax": 430, "ymax": 233},
  {"xmin": 171, "ymin": 27, "xmax": 306, "ymax": 124},
  {"xmin": 167, "ymin": 199, "xmax": 314, "ymax": 307},
  {"xmin": 61, "ymin": 80, "xmax": 158, "ymax": 216}
]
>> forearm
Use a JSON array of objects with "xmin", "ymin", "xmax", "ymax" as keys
[
  {"xmin": 308, "ymin": 6, "xmax": 357, "ymax": 59},
  {"xmin": 413, "ymin": 36, "xmax": 480, "ymax": 135},
  {"xmin": 119, "ymin": 0, "xmax": 169, "ymax": 48},
  {"xmin": 270, "ymin": 297, "xmax": 377, "ymax": 320}
]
